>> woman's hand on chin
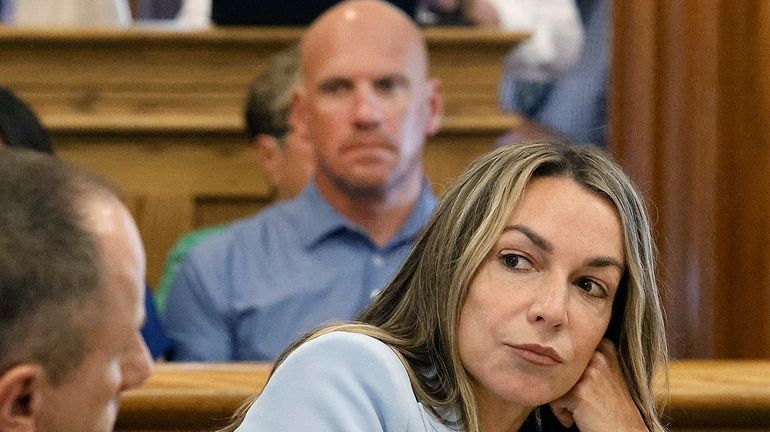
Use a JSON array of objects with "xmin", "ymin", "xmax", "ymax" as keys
[{"xmin": 549, "ymin": 339, "xmax": 650, "ymax": 432}]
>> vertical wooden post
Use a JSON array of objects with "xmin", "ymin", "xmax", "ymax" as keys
[{"xmin": 612, "ymin": 1, "xmax": 770, "ymax": 358}]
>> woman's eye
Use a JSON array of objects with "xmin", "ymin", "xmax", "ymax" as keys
[
  {"xmin": 575, "ymin": 277, "xmax": 608, "ymax": 298},
  {"xmin": 500, "ymin": 253, "xmax": 533, "ymax": 271}
]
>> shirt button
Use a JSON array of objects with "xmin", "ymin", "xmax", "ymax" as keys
[{"xmin": 372, "ymin": 255, "xmax": 385, "ymax": 268}]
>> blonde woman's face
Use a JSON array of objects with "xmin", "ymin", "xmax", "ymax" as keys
[{"xmin": 458, "ymin": 176, "xmax": 625, "ymax": 410}]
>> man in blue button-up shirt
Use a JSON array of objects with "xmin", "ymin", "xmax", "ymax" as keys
[{"xmin": 164, "ymin": 0, "xmax": 444, "ymax": 361}]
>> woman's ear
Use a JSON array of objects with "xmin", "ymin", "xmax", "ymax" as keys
[{"xmin": 0, "ymin": 364, "xmax": 46, "ymax": 432}]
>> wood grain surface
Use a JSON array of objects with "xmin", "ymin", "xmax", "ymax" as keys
[{"xmin": 115, "ymin": 360, "xmax": 770, "ymax": 431}]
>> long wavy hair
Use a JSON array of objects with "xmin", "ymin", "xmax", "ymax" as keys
[{"xmin": 222, "ymin": 141, "xmax": 668, "ymax": 432}]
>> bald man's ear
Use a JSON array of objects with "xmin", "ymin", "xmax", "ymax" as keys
[
  {"xmin": 0, "ymin": 364, "xmax": 45, "ymax": 432},
  {"xmin": 425, "ymin": 78, "xmax": 444, "ymax": 137},
  {"xmin": 291, "ymin": 88, "xmax": 309, "ymax": 138},
  {"xmin": 255, "ymin": 134, "xmax": 284, "ymax": 188}
]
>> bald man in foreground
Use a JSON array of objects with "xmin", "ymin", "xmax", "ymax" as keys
[
  {"xmin": 164, "ymin": 0, "xmax": 444, "ymax": 361},
  {"xmin": 0, "ymin": 148, "xmax": 152, "ymax": 431}
]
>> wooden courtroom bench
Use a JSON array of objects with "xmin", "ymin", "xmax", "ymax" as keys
[
  {"xmin": 115, "ymin": 360, "xmax": 770, "ymax": 432},
  {"xmin": 0, "ymin": 27, "xmax": 526, "ymax": 120},
  {"xmin": 0, "ymin": 27, "xmax": 526, "ymax": 287}
]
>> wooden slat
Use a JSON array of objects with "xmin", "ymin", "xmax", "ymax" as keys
[
  {"xmin": 51, "ymin": 114, "xmax": 516, "ymax": 196},
  {"xmin": 115, "ymin": 360, "xmax": 770, "ymax": 431},
  {"xmin": 133, "ymin": 196, "xmax": 196, "ymax": 291},
  {"xmin": 664, "ymin": 360, "xmax": 770, "ymax": 427},
  {"xmin": 611, "ymin": 0, "xmax": 770, "ymax": 359},
  {"xmin": 117, "ymin": 363, "xmax": 271, "ymax": 431}
]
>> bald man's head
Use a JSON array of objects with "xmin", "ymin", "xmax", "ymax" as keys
[
  {"xmin": 295, "ymin": 0, "xmax": 443, "ymax": 200},
  {"xmin": 301, "ymin": 0, "xmax": 429, "ymax": 83}
]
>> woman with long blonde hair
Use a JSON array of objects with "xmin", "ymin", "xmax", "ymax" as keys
[{"xmin": 225, "ymin": 140, "xmax": 667, "ymax": 432}]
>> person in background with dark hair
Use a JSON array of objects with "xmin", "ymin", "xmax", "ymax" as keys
[
  {"xmin": 242, "ymin": 45, "xmax": 315, "ymax": 202},
  {"xmin": 0, "ymin": 148, "xmax": 152, "ymax": 431},
  {"xmin": 154, "ymin": 45, "xmax": 315, "ymax": 313},
  {"xmin": 0, "ymin": 86, "xmax": 172, "ymax": 360},
  {"xmin": 0, "ymin": 87, "xmax": 53, "ymax": 153}
]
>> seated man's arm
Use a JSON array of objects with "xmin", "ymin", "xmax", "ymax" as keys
[
  {"xmin": 154, "ymin": 225, "xmax": 229, "ymax": 313},
  {"xmin": 163, "ymin": 253, "xmax": 233, "ymax": 361}
]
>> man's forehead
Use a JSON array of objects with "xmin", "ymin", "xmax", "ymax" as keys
[
  {"xmin": 312, "ymin": 65, "xmax": 412, "ymax": 82},
  {"xmin": 303, "ymin": 39, "xmax": 426, "ymax": 84},
  {"xmin": 301, "ymin": 3, "xmax": 427, "ymax": 80}
]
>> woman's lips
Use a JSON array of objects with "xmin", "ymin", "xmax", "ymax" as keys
[{"xmin": 508, "ymin": 344, "xmax": 564, "ymax": 366}]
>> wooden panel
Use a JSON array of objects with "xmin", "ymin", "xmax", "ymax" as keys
[
  {"xmin": 117, "ymin": 363, "xmax": 271, "ymax": 431},
  {"xmin": 134, "ymin": 196, "xmax": 195, "ymax": 292},
  {"xmin": 114, "ymin": 360, "xmax": 770, "ymax": 431},
  {"xmin": 54, "ymin": 134, "xmax": 271, "ymax": 197},
  {"xmin": 713, "ymin": 0, "xmax": 770, "ymax": 359},
  {"xmin": 52, "ymin": 114, "xmax": 514, "ymax": 197},
  {"xmin": 663, "ymin": 360, "xmax": 770, "ymax": 427},
  {"xmin": 0, "ymin": 27, "xmax": 526, "ymax": 120},
  {"xmin": 612, "ymin": 0, "xmax": 770, "ymax": 358}
]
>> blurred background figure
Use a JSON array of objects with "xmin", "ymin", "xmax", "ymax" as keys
[
  {"xmin": 0, "ymin": 87, "xmax": 53, "ymax": 153},
  {"xmin": 154, "ymin": 45, "xmax": 314, "ymax": 312},
  {"xmin": 0, "ymin": 86, "xmax": 172, "ymax": 360},
  {"xmin": 5, "ymin": 0, "xmax": 132, "ymax": 26},
  {"xmin": 162, "ymin": 0, "xmax": 442, "ymax": 362},
  {"xmin": 421, "ymin": 0, "xmax": 605, "ymax": 146},
  {"xmin": 498, "ymin": 0, "xmax": 609, "ymax": 146},
  {"xmin": 0, "ymin": 0, "xmax": 11, "ymax": 23},
  {"xmin": 174, "ymin": 0, "xmax": 418, "ymax": 29}
]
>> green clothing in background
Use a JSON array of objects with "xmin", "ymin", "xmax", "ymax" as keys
[{"xmin": 154, "ymin": 224, "xmax": 229, "ymax": 312}]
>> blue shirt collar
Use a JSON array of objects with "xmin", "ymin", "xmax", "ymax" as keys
[{"xmin": 294, "ymin": 180, "xmax": 437, "ymax": 250}]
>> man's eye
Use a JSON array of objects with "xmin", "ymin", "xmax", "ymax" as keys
[
  {"xmin": 375, "ymin": 79, "xmax": 396, "ymax": 92},
  {"xmin": 500, "ymin": 253, "xmax": 533, "ymax": 271},
  {"xmin": 318, "ymin": 80, "xmax": 352, "ymax": 94},
  {"xmin": 374, "ymin": 77, "xmax": 406, "ymax": 94}
]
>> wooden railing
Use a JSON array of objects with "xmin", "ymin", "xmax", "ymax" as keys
[{"xmin": 115, "ymin": 360, "xmax": 770, "ymax": 432}]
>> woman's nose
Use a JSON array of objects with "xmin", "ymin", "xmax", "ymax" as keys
[{"xmin": 527, "ymin": 277, "xmax": 569, "ymax": 328}]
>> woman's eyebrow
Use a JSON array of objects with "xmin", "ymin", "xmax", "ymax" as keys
[
  {"xmin": 584, "ymin": 257, "xmax": 625, "ymax": 272},
  {"xmin": 503, "ymin": 224, "xmax": 554, "ymax": 253},
  {"xmin": 502, "ymin": 226, "xmax": 624, "ymax": 271}
]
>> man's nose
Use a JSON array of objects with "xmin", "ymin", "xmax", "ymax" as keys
[
  {"xmin": 120, "ymin": 333, "xmax": 154, "ymax": 392},
  {"xmin": 352, "ymin": 84, "xmax": 384, "ymax": 129}
]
